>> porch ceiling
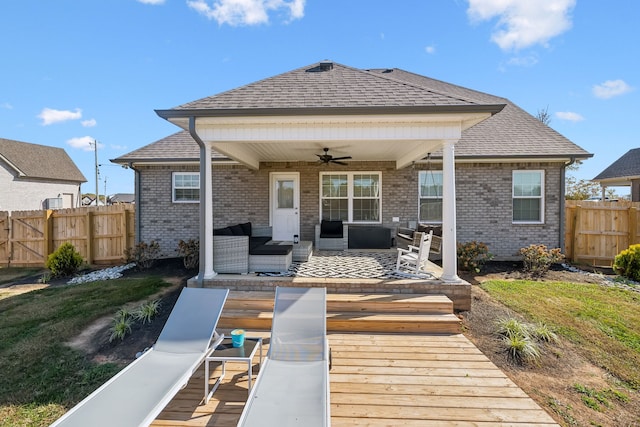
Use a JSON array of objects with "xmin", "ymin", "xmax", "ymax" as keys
[{"xmin": 163, "ymin": 110, "xmax": 495, "ymax": 170}]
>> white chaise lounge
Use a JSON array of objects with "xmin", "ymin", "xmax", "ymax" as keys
[
  {"xmin": 237, "ymin": 287, "xmax": 331, "ymax": 427},
  {"xmin": 50, "ymin": 287, "xmax": 229, "ymax": 427}
]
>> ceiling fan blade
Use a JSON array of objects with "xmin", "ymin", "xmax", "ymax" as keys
[
  {"xmin": 331, "ymin": 160, "xmax": 349, "ymax": 165},
  {"xmin": 331, "ymin": 156, "xmax": 352, "ymax": 161}
]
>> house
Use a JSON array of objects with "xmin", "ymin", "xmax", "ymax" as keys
[
  {"xmin": 112, "ymin": 61, "xmax": 591, "ymax": 283},
  {"xmin": 592, "ymin": 148, "xmax": 640, "ymax": 201},
  {"xmin": 108, "ymin": 193, "xmax": 135, "ymax": 204},
  {"xmin": 0, "ymin": 137, "xmax": 86, "ymax": 212}
]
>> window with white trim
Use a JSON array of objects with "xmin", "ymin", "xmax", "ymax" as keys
[
  {"xmin": 172, "ymin": 172, "xmax": 200, "ymax": 203},
  {"xmin": 320, "ymin": 172, "xmax": 381, "ymax": 223},
  {"xmin": 512, "ymin": 170, "xmax": 544, "ymax": 223},
  {"xmin": 418, "ymin": 170, "xmax": 443, "ymax": 223}
]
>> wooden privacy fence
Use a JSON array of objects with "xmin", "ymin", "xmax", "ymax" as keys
[
  {"xmin": 0, "ymin": 205, "xmax": 135, "ymax": 267},
  {"xmin": 565, "ymin": 200, "xmax": 640, "ymax": 267}
]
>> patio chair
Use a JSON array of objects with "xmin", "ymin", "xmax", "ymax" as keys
[
  {"xmin": 315, "ymin": 219, "xmax": 348, "ymax": 250},
  {"xmin": 50, "ymin": 287, "xmax": 229, "ymax": 427},
  {"xmin": 237, "ymin": 287, "xmax": 330, "ymax": 427},
  {"xmin": 395, "ymin": 230, "xmax": 433, "ymax": 275}
]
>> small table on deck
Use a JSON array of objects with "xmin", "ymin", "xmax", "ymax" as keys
[{"xmin": 204, "ymin": 336, "xmax": 263, "ymax": 403}]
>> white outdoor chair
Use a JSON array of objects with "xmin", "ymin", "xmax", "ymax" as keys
[
  {"xmin": 395, "ymin": 230, "xmax": 433, "ymax": 275},
  {"xmin": 50, "ymin": 287, "xmax": 229, "ymax": 427},
  {"xmin": 237, "ymin": 287, "xmax": 330, "ymax": 427}
]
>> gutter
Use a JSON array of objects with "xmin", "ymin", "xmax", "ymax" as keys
[{"xmin": 156, "ymin": 104, "xmax": 506, "ymax": 120}]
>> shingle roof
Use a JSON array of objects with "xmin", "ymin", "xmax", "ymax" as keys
[
  {"xmin": 116, "ymin": 61, "xmax": 591, "ymax": 164},
  {"xmin": 593, "ymin": 148, "xmax": 640, "ymax": 180},
  {"xmin": 111, "ymin": 131, "xmax": 226, "ymax": 163},
  {"xmin": 366, "ymin": 68, "xmax": 591, "ymax": 159},
  {"xmin": 171, "ymin": 62, "xmax": 491, "ymax": 111},
  {"xmin": 0, "ymin": 137, "xmax": 87, "ymax": 182}
]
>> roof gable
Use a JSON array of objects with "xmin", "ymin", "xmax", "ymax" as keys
[{"xmin": 0, "ymin": 138, "xmax": 87, "ymax": 182}]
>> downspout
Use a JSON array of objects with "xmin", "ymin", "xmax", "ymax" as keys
[
  {"xmin": 559, "ymin": 157, "xmax": 576, "ymax": 253},
  {"xmin": 189, "ymin": 116, "xmax": 216, "ymax": 284},
  {"xmin": 129, "ymin": 163, "xmax": 141, "ymax": 244}
]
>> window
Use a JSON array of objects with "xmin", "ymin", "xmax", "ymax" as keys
[
  {"xmin": 418, "ymin": 170, "xmax": 443, "ymax": 223},
  {"xmin": 172, "ymin": 172, "xmax": 199, "ymax": 203},
  {"xmin": 512, "ymin": 170, "xmax": 544, "ymax": 223},
  {"xmin": 320, "ymin": 172, "xmax": 381, "ymax": 222}
]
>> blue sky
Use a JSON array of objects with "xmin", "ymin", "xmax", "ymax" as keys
[{"xmin": 1, "ymin": 0, "xmax": 637, "ymax": 196}]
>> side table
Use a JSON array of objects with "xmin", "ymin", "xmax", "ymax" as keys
[
  {"xmin": 293, "ymin": 240, "xmax": 313, "ymax": 262},
  {"xmin": 204, "ymin": 336, "xmax": 263, "ymax": 403}
]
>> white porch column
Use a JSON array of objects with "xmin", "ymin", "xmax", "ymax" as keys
[
  {"xmin": 441, "ymin": 139, "xmax": 460, "ymax": 282},
  {"xmin": 197, "ymin": 139, "xmax": 217, "ymax": 283}
]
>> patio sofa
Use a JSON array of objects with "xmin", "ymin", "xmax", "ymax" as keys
[{"xmin": 213, "ymin": 222, "xmax": 292, "ymax": 273}]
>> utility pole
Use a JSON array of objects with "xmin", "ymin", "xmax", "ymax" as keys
[{"xmin": 93, "ymin": 140, "xmax": 99, "ymax": 206}]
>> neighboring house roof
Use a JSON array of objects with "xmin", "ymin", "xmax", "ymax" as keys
[
  {"xmin": 114, "ymin": 62, "xmax": 591, "ymax": 164},
  {"xmin": 109, "ymin": 193, "xmax": 135, "ymax": 204},
  {"xmin": 593, "ymin": 148, "xmax": 640, "ymax": 182},
  {"xmin": 0, "ymin": 137, "xmax": 87, "ymax": 182}
]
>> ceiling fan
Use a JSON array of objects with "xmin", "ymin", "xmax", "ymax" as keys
[{"xmin": 316, "ymin": 148, "xmax": 352, "ymax": 165}]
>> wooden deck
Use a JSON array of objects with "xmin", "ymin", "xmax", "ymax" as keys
[{"xmin": 151, "ymin": 331, "xmax": 559, "ymax": 426}]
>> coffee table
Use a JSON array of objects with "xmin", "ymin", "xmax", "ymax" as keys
[{"xmin": 204, "ymin": 336, "xmax": 263, "ymax": 403}]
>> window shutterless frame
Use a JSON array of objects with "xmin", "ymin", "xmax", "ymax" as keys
[
  {"xmin": 512, "ymin": 170, "xmax": 544, "ymax": 223},
  {"xmin": 172, "ymin": 172, "xmax": 200, "ymax": 203},
  {"xmin": 319, "ymin": 171, "xmax": 382, "ymax": 223}
]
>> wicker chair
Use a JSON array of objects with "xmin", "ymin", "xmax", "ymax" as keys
[{"xmin": 315, "ymin": 220, "xmax": 348, "ymax": 250}]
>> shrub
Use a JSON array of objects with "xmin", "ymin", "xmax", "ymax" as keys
[
  {"xmin": 613, "ymin": 244, "xmax": 640, "ymax": 282},
  {"xmin": 495, "ymin": 317, "xmax": 544, "ymax": 364},
  {"xmin": 109, "ymin": 308, "xmax": 133, "ymax": 342},
  {"xmin": 134, "ymin": 299, "xmax": 161, "ymax": 324},
  {"xmin": 519, "ymin": 244, "xmax": 564, "ymax": 276},
  {"xmin": 177, "ymin": 239, "xmax": 199, "ymax": 270},
  {"xmin": 457, "ymin": 241, "xmax": 493, "ymax": 273},
  {"xmin": 109, "ymin": 315, "xmax": 132, "ymax": 342},
  {"xmin": 124, "ymin": 240, "xmax": 160, "ymax": 270},
  {"xmin": 45, "ymin": 242, "xmax": 84, "ymax": 278}
]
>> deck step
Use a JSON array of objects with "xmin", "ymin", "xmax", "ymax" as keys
[
  {"xmin": 225, "ymin": 291, "xmax": 453, "ymax": 314},
  {"xmin": 220, "ymin": 291, "xmax": 461, "ymax": 334}
]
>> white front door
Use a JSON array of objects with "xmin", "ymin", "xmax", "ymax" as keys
[{"xmin": 270, "ymin": 172, "xmax": 299, "ymax": 241}]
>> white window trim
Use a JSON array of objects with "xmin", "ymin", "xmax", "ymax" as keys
[
  {"xmin": 319, "ymin": 171, "xmax": 382, "ymax": 224},
  {"xmin": 512, "ymin": 170, "xmax": 544, "ymax": 224},
  {"xmin": 418, "ymin": 170, "xmax": 443, "ymax": 224},
  {"xmin": 172, "ymin": 172, "xmax": 200, "ymax": 203}
]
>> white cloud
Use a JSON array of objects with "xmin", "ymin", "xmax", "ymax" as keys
[
  {"xmin": 110, "ymin": 144, "xmax": 128, "ymax": 150},
  {"xmin": 187, "ymin": 0, "xmax": 305, "ymax": 26},
  {"xmin": 1, "ymin": 102, "xmax": 13, "ymax": 110},
  {"xmin": 467, "ymin": 0, "xmax": 576, "ymax": 51},
  {"xmin": 556, "ymin": 111, "xmax": 584, "ymax": 122},
  {"xmin": 137, "ymin": 0, "xmax": 165, "ymax": 4},
  {"xmin": 67, "ymin": 136, "xmax": 103, "ymax": 151},
  {"xmin": 425, "ymin": 45, "xmax": 436, "ymax": 54},
  {"xmin": 592, "ymin": 79, "xmax": 634, "ymax": 99},
  {"xmin": 82, "ymin": 118, "xmax": 97, "ymax": 127},
  {"xmin": 38, "ymin": 108, "xmax": 82, "ymax": 125}
]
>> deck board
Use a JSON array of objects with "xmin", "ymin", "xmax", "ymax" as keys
[{"xmin": 150, "ymin": 331, "xmax": 558, "ymax": 426}]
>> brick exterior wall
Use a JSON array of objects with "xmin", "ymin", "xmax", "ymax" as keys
[{"xmin": 136, "ymin": 161, "xmax": 565, "ymax": 260}]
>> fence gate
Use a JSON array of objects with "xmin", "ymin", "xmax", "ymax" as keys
[{"xmin": 9, "ymin": 210, "xmax": 48, "ymax": 266}]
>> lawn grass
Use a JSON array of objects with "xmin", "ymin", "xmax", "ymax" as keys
[
  {"xmin": 0, "ymin": 275, "xmax": 173, "ymax": 427},
  {"xmin": 481, "ymin": 280, "xmax": 640, "ymax": 390}
]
